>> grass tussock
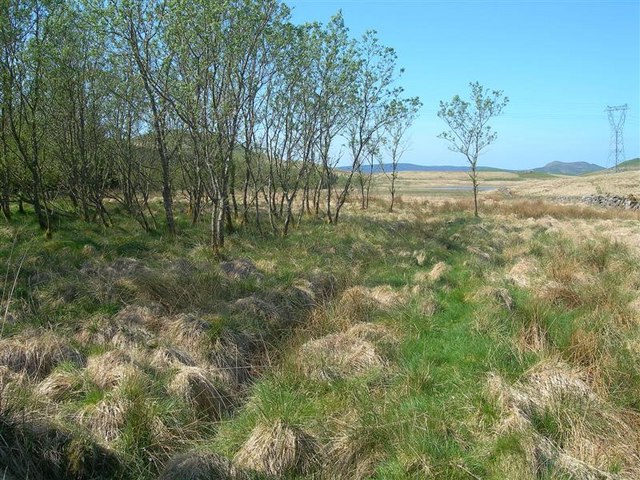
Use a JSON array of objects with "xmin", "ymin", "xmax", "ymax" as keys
[
  {"xmin": 168, "ymin": 366, "xmax": 232, "ymax": 421},
  {"xmin": 336, "ymin": 285, "xmax": 405, "ymax": 324},
  {"xmin": 413, "ymin": 260, "xmax": 450, "ymax": 284},
  {"xmin": 0, "ymin": 333, "xmax": 84, "ymax": 380},
  {"xmin": 488, "ymin": 360, "xmax": 640, "ymax": 479},
  {"xmin": 36, "ymin": 369, "xmax": 84, "ymax": 401},
  {"xmin": 234, "ymin": 419, "xmax": 318, "ymax": 477},
  {"xmin": 323, "ymin": 411, "xmax": 388, "ymax": 480},
  {"xmin": 78, "ymin": 394, "xmax": 129, "ymax": 444},
  {"xmin": 0, "ymin": 410, "xmax": 122, "ymax": 480},
  {"xmin": 149, "ymin": 346, "xmax": 197, "ymax": 370},
  {"xmin": 86, "ymin": 350, "xmax": 143, "ymax": 390},
  {"xmin": 158, "ymin": 451, "xmax": 241, "ymax": 480},
  {"xmin": 298, "ymin": 323, "xmax": 396, "ymax": 382}
]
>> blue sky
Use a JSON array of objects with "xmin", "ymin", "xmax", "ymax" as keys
[{"xmin": 287, "ymin": 0, "xmax": 640, "ymax": 170}]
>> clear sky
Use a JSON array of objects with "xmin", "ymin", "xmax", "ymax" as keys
[{"xmin": 287, "ymin": 0, "xmax": 640, "ymax": 170}]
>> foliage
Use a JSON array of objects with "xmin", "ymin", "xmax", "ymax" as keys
[{"xmin": 0, "ymin": 0, "xmax": 419, "ymax": 247}]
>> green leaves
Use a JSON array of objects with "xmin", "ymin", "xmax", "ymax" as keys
[{"xmin": 437, "ymin": 81, "xmax": 508, "ymax": 161}]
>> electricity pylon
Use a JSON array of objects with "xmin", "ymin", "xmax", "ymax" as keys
[{"xmin": 605, "ymin": 104, "xmax": 628, "ymax": 172}]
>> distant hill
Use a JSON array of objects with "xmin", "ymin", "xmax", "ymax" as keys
[
  {"xmin": 532, "ymin": 161, "xmax": 604, "ymax": 175},
  {"xmin": 338, "ymin": 160, "xmax": 613, "ymax": 175},
  {"xmin": 338, "ymin": 163, "xmax": 508, "ymax": 173},
  {"xmin": 612, "ymin": 158, "xmax": 640, "ymax": 171}
]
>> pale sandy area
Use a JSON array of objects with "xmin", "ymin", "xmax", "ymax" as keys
[
  {"xmin": 508, "ymin": 171, "xmax": 639, "ymax": 197},
  {"xmin": 370, "ymin": 170, "xmax": 639, "ymax": 199}
]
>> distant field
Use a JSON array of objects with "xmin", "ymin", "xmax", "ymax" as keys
[{"xmin": 370, "ymin": 169, "xmax": 639, "ymax": 201}]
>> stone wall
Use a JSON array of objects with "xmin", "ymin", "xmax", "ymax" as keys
[{"xmin": 552, "ymin": 194, "xmax": 640, "ymax": 210}]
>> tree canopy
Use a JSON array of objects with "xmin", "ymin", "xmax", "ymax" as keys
[{"xmin": 0, "ymin": 0, "xmax": 419, "ymax": 247}]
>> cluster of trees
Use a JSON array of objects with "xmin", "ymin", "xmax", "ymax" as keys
[{"xmin": 0, "ymin": 0, "xmax": 420, "ymax": 247}]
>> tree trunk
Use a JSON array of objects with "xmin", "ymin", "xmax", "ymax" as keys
[
  {"xmin": 1, "ymin": 109, "xmax": 10, "ymax": 221},
  {"xmin": 154, "ymin": 114, "xmax": 176, "ymax": 235},
  {"xmin": 471, "ymin": 164, "xmax": 479, "ymax": 217},
  {"xmin": 389, "ymin": 167, "xmax": 397, "ymax": 212},
  {"xmin": 1, "ymin": 166, "xmax": 9, "ymax": 221},
  {"xmin": 229, "ymin": 160, "xmax": 238, "ymax": 217}
]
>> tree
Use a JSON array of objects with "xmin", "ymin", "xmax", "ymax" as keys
[
  {"xmin": 383, "ymin": 96, "xmax": 420, "ymax": 212},
  {"xmin": 437, "ymin": 81, "xmax": 508, "ymax": 217},
  {"xmin": 109, "ymin": 0, "xmax": 177, "ymax": 236},
  {"xmin": 334, "ymin": 29, "xmax": 402, "ymax": 224},
  {"xmin": 0, "ymin": 0, "xmax": 53, "ymax": 231}
]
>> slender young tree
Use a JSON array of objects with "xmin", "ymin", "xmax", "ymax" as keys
[
  {"xmin": 0, "ymin": 0, "xmax": 52, "ymax": 231},
  {"xmin": 111, "ymin": 0, "xmax": 177, "ymax": 235},
  {"xmin": 438, "ymin": 81, "xmax": 508, "ymax": 217},
  {"xmin": 0, "ymin": 101, "xmax": 10, "ymax": 221},
  {"xmin": 383, "ymin": 96, "xmax": 421, "ymax": 212},
  {"xmin": 333, "ymin": 30, "xmax": 410, "ymax": 223}
]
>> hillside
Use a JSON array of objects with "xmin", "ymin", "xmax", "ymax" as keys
[
  {"xmin": 532, "ymin": 161, "xmax": 604, "ymax": 175},
  {"xmin": 612, "ymin": 158, "xmax": 640, "ymax": 171}
]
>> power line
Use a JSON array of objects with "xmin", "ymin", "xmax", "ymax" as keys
[{"xmin": 605, "ymin": 104, "xmax": 628, "ymax": 172}]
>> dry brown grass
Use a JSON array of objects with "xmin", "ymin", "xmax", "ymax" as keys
[
  {"xmin": 234, "ymin": 420, "xmax": 318, "ymax": 477},
  {"xmin": 471, "ymin": 286, "xmax": 514, "ymax": 312},
  {"xmin": 75, "ymin": 306, "xmax": 162, "ymax": 349},
  {"xmin": 75, "ymin": 316, "xmax": 119, "ymax": 346},
  {"xmin": 219, "ymin": 258, "xmax": 262, "ymax": 281},
  {"xmin": 336, "ymin": 285, "xmax": 405, "ymax": 324},
  {"xmin": 0, "ymin": 333, "xmax": 84, "ymax": 380},
  {"xmin": 414, "ymin": 261, "xmax": 450, "ymax": 284},
  {"xmin": 36, "ymin": 370, "xmax": 83, "ymax": 401},
  {"xmin": 505, "ymin": 258, "xmax": 539, "ymax": 288},
  {"xmin": 488, "ymin": 360, "xmax": 640, "ymax": 479},
  {"xmin": 232, "ymin": 296, "xmax": 281, "ymax": 327},
  {"xmin": 110, "ymin": 323, "xmax": 155, "ymax": 350},
  {"xmin": 78, "ymin": 395, "xmax": 129, "ymax": 444},
  {"xmin": 298, "ymin": 323, "xmax": 396, "ymax": 382},
  {"xmin": 347, "ymin": 323, "xmax": 399, "ymax": 350},
  {"xmin": 149, "ymin": 347, "xmax": 196, "ymax": 371},
  {"xmin": 486, "ymin": 199, "xmax": 640, "ymax": 220},
  {"xmin": 323, "ymin": 413, "xmax": 384, "ymax": 480},
  {"xmin": 299, "ymin": 334, "xmax": 383, "ymax": 382},
  {"xmin": 115, "ymin": 304, "xmax": 164, "ymax": 332},
  {"xmin": 168, "ymin": 366, "xmax": 232, "ymax": 421},
  {"xmin": 0, "ymin": 365, "xmax": 24, "ymax": 395},
  {"xmin": 158, "ymin": 451, "xmax": 240, "ymax": 480},
  {"xmin": 205, "ymin": 332, "xmax": 254, "ymax": 387},
  {"xmin": 165, "ymin": 314, "xmax": 213, "ymax": 361},
  {"xmin": 86, "ymin": 350, "xmax": 142, "ymax": 390}
]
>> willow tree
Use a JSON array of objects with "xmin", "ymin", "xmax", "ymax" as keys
[
  {"xmin": 438, "ymin": 81, "xmax": 508, "ymax": 217},
  {"xmin": 308, "ymin": 14, "xmax": 358, "ymax": 223},
  {"xmin": 384, "ymin": 96, "xmax": 421, "ymax": 212},
  {"xmin": 0, "ymin": 0, "xmax": 52, "ymax": 231},
  {"xmin": 334, "ymin": 30, "xmax": 407, "ymax": 224},
  {"xmin": 46, "ymin": 2, "xmax": 113, "ymax": 225},
  {"xmin": 163, "ymin": 0, "xmax": 286, "ymax": 248},
  {"xmin": 109, "ymin": 0, "xmax": 177, "ymax": 235}
]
